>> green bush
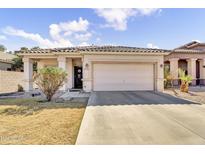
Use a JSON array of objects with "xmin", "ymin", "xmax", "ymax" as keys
[
  {"xmin": 17, "ymin": 84, "xmax": 24, "ymax": 92},
  {"xmin": 33, "ymin": 67, "xmax": 67, "ymax": 101}
]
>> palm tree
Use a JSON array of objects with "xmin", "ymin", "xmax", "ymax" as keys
[
  {"xmin": 178, "ymin": 68, "xmax": 192, "ymax": 93},
  {"xmin": 164, "ymin": 66, "xmax": 172, "ymax": 88},
  {"xmin": 164, "ymin": 66, "xmax": 178, "ymax": 95}
]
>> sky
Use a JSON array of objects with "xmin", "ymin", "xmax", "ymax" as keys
[{"xmin": 0, "ymin": 8, "xmax": 205, "ymax": 51}]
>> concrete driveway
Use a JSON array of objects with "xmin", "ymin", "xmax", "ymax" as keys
[{"xmin": 76, "ymin": 91, "xmax": 205, "ymax": 144}]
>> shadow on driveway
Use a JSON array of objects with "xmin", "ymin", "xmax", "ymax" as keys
[{"xmin": 88, "ymin": 91, "xmax": 200, "ymax": 106}]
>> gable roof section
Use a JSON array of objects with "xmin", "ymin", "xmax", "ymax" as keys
[
  {"xmin": 18, "ymin": 45, "xmax": 171, "ymax": 55},
  {"xmin": 175, "ymin": 41, "xmax": 205, "ymax": 50},
  {"xmin": 173, "ymin": 49, "xmax": 205, "ymax": 54}
]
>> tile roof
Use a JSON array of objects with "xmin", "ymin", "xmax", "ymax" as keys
[
  {"xmin": 19, "ymin": 45, "xmax": 171, "ymax": 54},
  {"xmin": 175, "ymin": 41, "xmax": 205, "ymax": 50},
  {"xmin": 175, "ymin": 41, "xmax": 199, "ymax": 49},
  {"xmin": 173, "ymin": 49, "xmax": 205, "ymax": 54}
]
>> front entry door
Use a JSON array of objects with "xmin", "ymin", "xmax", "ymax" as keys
[
  {"xmin": 196, "ymin": 60, "xmax": 200, "ymax": 85},
  {"xmin": 74, "ymin": 66, "xmax": 83, "ymax": 89}
]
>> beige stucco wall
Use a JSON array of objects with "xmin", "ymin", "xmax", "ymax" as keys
[
  {"xmin": 37, "ymin": 59, "xmax": 58, "ymax": 69},
  {"xmin": 73, "ymin": 58, "xmax": 82, "ymax": 67},
  {"xmin": 82, "ymin": 54, "xmax": 164, "ymax": 92},
  {"xmin": 0, "ymin": 70, "xmax": 25, "ymax": 93},
  {"xmin": 178, "ymin": 60, "xmax": 187, "ymax": 71}
]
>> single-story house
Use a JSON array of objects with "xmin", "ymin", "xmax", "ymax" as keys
[
  {"xmin": 0, "ymin": 52, "xmax": 16, "ymax": 70},
  {"xmin": 18, "ymin": 41, "xmax": 205, "ymax": 92}
]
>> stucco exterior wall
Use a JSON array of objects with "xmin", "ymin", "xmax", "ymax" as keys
[
  {"xmin": 37, "ymin": 59, "xmax": 58, "ymax": 69},
  {"xmin": 178, "ymin": 60, "xmax": 187, "ymax": 71},
  {"xmin": 82, "ymin": 54, "xmax": 164, "ymax": 92},
  {"xmin": 0, "ymin": 70, "xmax": 25, "ymax": 93},
  {"xmin": 73, "ymin": 58, "xmax": 82, "ymax": 67}
]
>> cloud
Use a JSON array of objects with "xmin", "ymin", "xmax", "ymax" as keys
[
  {"xmin": 136, "ymin": 8, "xmax": 161, "ymax": 16},
  {"xmin": 147, "ymin": 43, "xmax": 159, "ymax": 49},
  {"xmin": 95, "ymin": 8, "xmax": 161, "ymax": 31},
  {"xmin": 79, "ymin": 42, "xmax": 89, "ymax": 46},
  {"xmin": 0, "ymin": 35, "xmax": 6, "ymax": 40},
  {"xmin": 96, "ymin": 37, "xmax": 101, "ymax": 42},
  {"xmin": 3, "ymin": 17, "xmax": 91, "ymax": 48},
  {"xmin": 49, "ymin": 17, "xmax": 90, "ymax": 39},
  {"xmin": 95, "ymin": 9, "xmax": 136, "ymax": 31},
  {"xmin": 74, "ymin": 32, "xmax": 92, "ymax": 41},
  {"xmin": 3, "ymin": 26, "xmax": 72, "ymax": 48}
]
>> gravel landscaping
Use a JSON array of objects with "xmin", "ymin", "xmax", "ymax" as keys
[{"xmin": 164, "ymin": 86, "xmax": 205, "ymax": 104}]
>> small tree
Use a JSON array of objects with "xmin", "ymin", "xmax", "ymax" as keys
[
  {"xmin": 12, "ymin": 56, "xmax": 23, "ymax": 71},
  {"xmin": 33, "ymin": 67, "xmax": 67, "ymax": 101},
  {"xmin": 31, "ymin": 46, "xmax": 40, "ymax": 50},
  {"xmin": 164, "ymin": 66, "xmax": 178, "ymax": 95},
  {"xmin": 20, "ymin": 47, "xmax": 29, "ymax": 52},
  {"xmin": 0, "ymin": 44, "xmax": 6, "ymax": 52},
  {"xmin": 164, "ymin": 65, "xmax": 173, "ymax": 88},
  {"xmin": 11, "ymin": 56, "xmax": 37, "ymax": 71},
  {"xmin": 178, "ymin": 68, "xmax": 192, "ymax": 93}
]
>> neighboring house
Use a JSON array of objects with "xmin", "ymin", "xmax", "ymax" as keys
[
  {"xmin": 0, "ymin": 52, "xmax": 16, "ymax": 70},
  {"xmin": 0, "ymin": 52, "xmax": 24, "ymax": 93},
  {"xmin": 18, "ymin": 41, "xmax": 205, "ymax": 92},
  {"xmin": 165, "ymin": 41, "xmax": 205, "ymax": 86}
]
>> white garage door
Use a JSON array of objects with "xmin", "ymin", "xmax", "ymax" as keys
[{"xmin": 93, "ymin": 63, "xmax": 154, "ymax": 91}]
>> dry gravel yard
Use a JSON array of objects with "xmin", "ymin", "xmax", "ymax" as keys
[
  {"xmin": 164, "ymin": 86, "xmax": 205, "ymax": 104},
  {"xmin": 0, "ymin": 98, "xmax": 87, "ymax": 145}
]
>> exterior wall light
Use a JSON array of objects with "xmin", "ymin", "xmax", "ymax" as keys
[
  {"xmin": 160, "ymin": 64, "xmax": 163, "ymax": 68},
  {"xmin": 85, "ymin": 63, "xmax": 89, "ymax": 70}
]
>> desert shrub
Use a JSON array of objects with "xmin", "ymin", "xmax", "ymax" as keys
[
  {"xmin": 33, "ymin": 67, "xmax": 67, "ymax": 101},
  {"xmin": 17, "ymin": 84, "xmax": 24, "ymax": 92}
]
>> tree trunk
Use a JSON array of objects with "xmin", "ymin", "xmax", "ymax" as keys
[
  {"xmin": 180, "ymin": 82, "xmax": 189, "ymax": 93},
  {"xmin": 47, "ymin": 96, "xmax": 52, "ymax": 102}
]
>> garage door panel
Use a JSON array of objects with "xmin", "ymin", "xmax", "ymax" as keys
[{"xmin": 93, "ymin": 63, "xmax": 154, "ymax": 91}]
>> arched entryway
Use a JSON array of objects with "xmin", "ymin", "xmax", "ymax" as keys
[{"xmin": 178, "ymin": 59, "xmax": 188, "ymax": 75}]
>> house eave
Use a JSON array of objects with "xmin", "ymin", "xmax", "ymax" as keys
[
  {"xmin": 17, "ymin": 53, "xmax": 54, "ymax": 56},
  {"xmin": 80, "ymin": 51, "xmax": 170, "ymax": 56},
  {"xmin": 18, "ymin": 51, "xmax": 169, "ymax": 57}
]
